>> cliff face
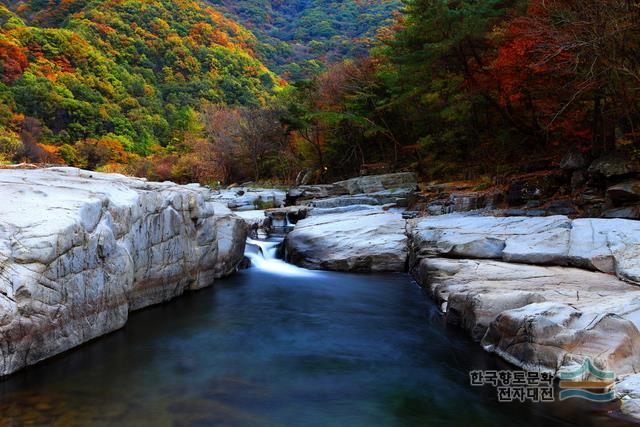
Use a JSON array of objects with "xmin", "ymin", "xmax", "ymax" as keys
[{"xmin": 0, "ymin": 167, "xmax": 247, "ymax": 376}]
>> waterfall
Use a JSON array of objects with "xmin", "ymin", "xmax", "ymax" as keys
[{"xmin": 245, "ymin": 238, "xmax": 315, "ymax": 277}]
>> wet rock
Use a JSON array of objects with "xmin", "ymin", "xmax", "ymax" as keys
[
  {"xmin": 0, "ymin": 167, "xmax": 247, "ymax": 376},
  {"xmin": 285, "ymin": 210, "xmax": 407, "ymax": 272}
]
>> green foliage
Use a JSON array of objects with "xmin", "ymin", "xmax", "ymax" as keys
[
  {"xmin": 0, "ymin": 0, "xmax": 279, "ymax": 157},
  {"xmin": 209, "ymin": 0, "xmax": 402, "ymax": 79}
]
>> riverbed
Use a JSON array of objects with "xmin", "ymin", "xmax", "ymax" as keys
[{"xmin": 0, "ymin": 240, "xmax": 632, "ymax": 426}]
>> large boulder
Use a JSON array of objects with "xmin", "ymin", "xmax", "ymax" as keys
[
  {"xmin": 415, "ymin": 258, "xmax": 640, "ymax": 376},
  {"xmin": 408, "ymin": 215, "xmax": 572, "ymax": 266},
  {"xmin": 408, "ymin": 214, "xmax": 640, "ymax": 284},
  {"xmin": 285, "ymin": 210, "xmax": 407, "ymax": 272},
  {"xmin": 0, "ymin": 167, "xmax": 247, "ymax": 376},
  {"xmin": 333, "ymin": 172, "xmax": 417, "ymax": 195}
]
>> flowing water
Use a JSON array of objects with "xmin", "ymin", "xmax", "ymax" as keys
[{"xmin": 0, "ymin": 237, "xmax": 633, "ymax": 426}]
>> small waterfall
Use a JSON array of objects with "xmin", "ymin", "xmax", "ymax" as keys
[{"xmin": 244, "ymin": 238, "xmax": 315, "ymax": 277}]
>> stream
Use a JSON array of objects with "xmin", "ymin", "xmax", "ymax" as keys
[{"xmin": 0, "ymin": 236, "xmax": 633, "ymax": 426}]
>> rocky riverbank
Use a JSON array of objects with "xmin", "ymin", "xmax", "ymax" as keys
[
  {"xmin": 0, "ymin": 167, "xmax": 246, "ymax": 376},
  {"xmin": 4, "ymin": 167, "xmax": 640, "ymax": 421},
  {"xmin": 273, "ymin": 173, "xmax": 640, "ymax": 421}
]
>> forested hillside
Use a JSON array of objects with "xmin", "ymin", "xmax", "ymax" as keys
[
  {"xmin": 2, "ymin": 0, "xmax": 639, "ymax": 200},
  {"xmin": 0, "ymin": 0, "xmax": 279, "ymax": 166},
  {"xmin": 279, "ymin": 0, "xmax": 640, "ymax": 182},
  {"xmin": 208, "ymin": 0, "xmax": 401, "ymax": 78}
]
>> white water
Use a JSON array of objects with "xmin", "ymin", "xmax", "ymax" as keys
[{"xmin": 245, "ymin": 238, "xmax": 316, "ymax": 277}]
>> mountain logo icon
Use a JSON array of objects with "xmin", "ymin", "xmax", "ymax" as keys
[{"xmin": 558, "ymin": 359, "xmax": 615, "ymax": 402}]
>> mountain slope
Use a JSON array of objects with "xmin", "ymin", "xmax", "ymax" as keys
[
  {"xmin": 0, "ymin": 0, "xmax": 280, "ymax": 155},
  {"xmin": 208, "ymin": 0, "xmax": 402, "ymax": 78}
]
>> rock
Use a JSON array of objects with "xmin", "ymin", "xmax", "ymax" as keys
[
  {"xmin": 409, "ymin": 214, "xmax": 640, "ymax": 284},
  {"xmin": 560, "ymin": 150, "xmax": 588, "ymax": 170},
  {"xmin": 285, "ymin": 210, "xmax": 407, "ymax": 272},
  {"xmin": 0, "ymin": 167, "xmax": 247, "ymax": 376},
  {"xmin": 602, "ymin": 206, "xmax": 640, "ymax": 220},
  {"xmin": 408, "ymin": 215, "xmax": 572, "ymax": 266},
  {"xmin": 306, "ymin": 195, "xmax": 381, "ymax": 208},
  {"xmin": 415, "ymin": 258, "xmax": 640, "ymax": 376},
  {"xmin": 304, "ymin": 189, "xmax": 412, "ymax": 209},
  {"xmin": 333, "ymin": 172, "xmax": 417, "ymax": 195},
  {"xmin": 607, "ymin": 180, "xmax": 640, "ymax": 203},
  {"xmin": 545, "ymin": 200, "xmax": 577, "ymax": 216},
  {"xmin": 506, "ymin": 172, "xmax": 564, "ymax": 206},
  {"xmin": 211, "ymin": 187, "xmax": 285, "ymax": 211},
  {"xmin": 306, "ymin": 204, "xmax": 382, "ymax": 217},
  {"xmin": 503, "ymin": 208, "xmax": 527, "ymax": 216},
  {"xmin": 286, "ymin": 184, "xmax": 345, "ymax": 202},
  {"xmin": 568, "ymin": 218, "xmax": 640, "ymax": 284},
  {"xmin": 570, "ymin": 170, "xmax": 588, "ymax": 190},
  {"xmin": 589, "ymin": 152, "xmax": 640, "ymax": 177},
  {"xmin": 402, "ymin": 211, "xmax": 419, "ymax": 219},
  {"xmin": 616, "ymin": 374, "xmax": 640, "ymax": 421}
]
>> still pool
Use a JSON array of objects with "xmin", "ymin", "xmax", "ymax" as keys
[{"xmin": 0, "ymin": 256, "xmax": 633, "ymax": 426}]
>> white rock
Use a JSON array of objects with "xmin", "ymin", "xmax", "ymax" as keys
[
  {"xmin": 285, "ymin": 210, "xmax": 407, "ymax": 272},
  {"xmin": 0, "ymin": 167, "xmax": 247, "ymax": 376},
  {"xmin": 409, "ymin": 215, "xmax": 571, "ymax": 264},
  {"xmin": 416, "ymin": 257, "xmax": 640, "ymax": 376},
  {"xmin": 409, "ymin": 214, "xmax": 640, "ymax": 284},
  {"xmin": 616, "ymin": 374, "xmax": 640, "ymax": 422},
  {"xmin": 568, "ymin": 218, "xmax": 640, "ymax": 284}
]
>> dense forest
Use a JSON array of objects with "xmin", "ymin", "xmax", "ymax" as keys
[
  {"xmin": 1, "ymin": 0, "xmax": 640, "ymax": 187},
  {"xmin": 209, "ymin": 0, "xmax": 401, "ymax": 79}
]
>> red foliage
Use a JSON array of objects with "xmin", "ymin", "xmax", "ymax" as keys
[{"xmin": 0, "ymin": 39, "xmax": 28, "ymax": 83}]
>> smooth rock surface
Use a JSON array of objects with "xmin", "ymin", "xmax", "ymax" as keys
[
  {"xmin": 415, "ymin": 258, "xmax": 640, "ymax": 376},
  {"xmin": 408, "ymin": 215, "xmax": 572, "ymax": 266},
  {"xmin": 409, "ymin": 214, "xmax": 640, "ymax": 284},
  {"xmin": 285, "ymin": 210, "xmax": 407, "ymax": 272},
  {"xmin": 0, "ymin": 167, "xmax": 246, "ymax": 376}
]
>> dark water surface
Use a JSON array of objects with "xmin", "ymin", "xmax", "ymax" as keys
[{"xmin": 0, "ymin": 264, "xmax": 633, "ymax": 426}]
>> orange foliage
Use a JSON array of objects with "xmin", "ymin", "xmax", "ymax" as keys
[{"xmin": 0, "ymin": 39, "xmax": 28, "ymax": 83}]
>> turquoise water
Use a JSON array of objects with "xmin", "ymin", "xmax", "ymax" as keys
[{"xmin": 0, "ymin": 261, "xmax": 632, "ymax": 426}]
